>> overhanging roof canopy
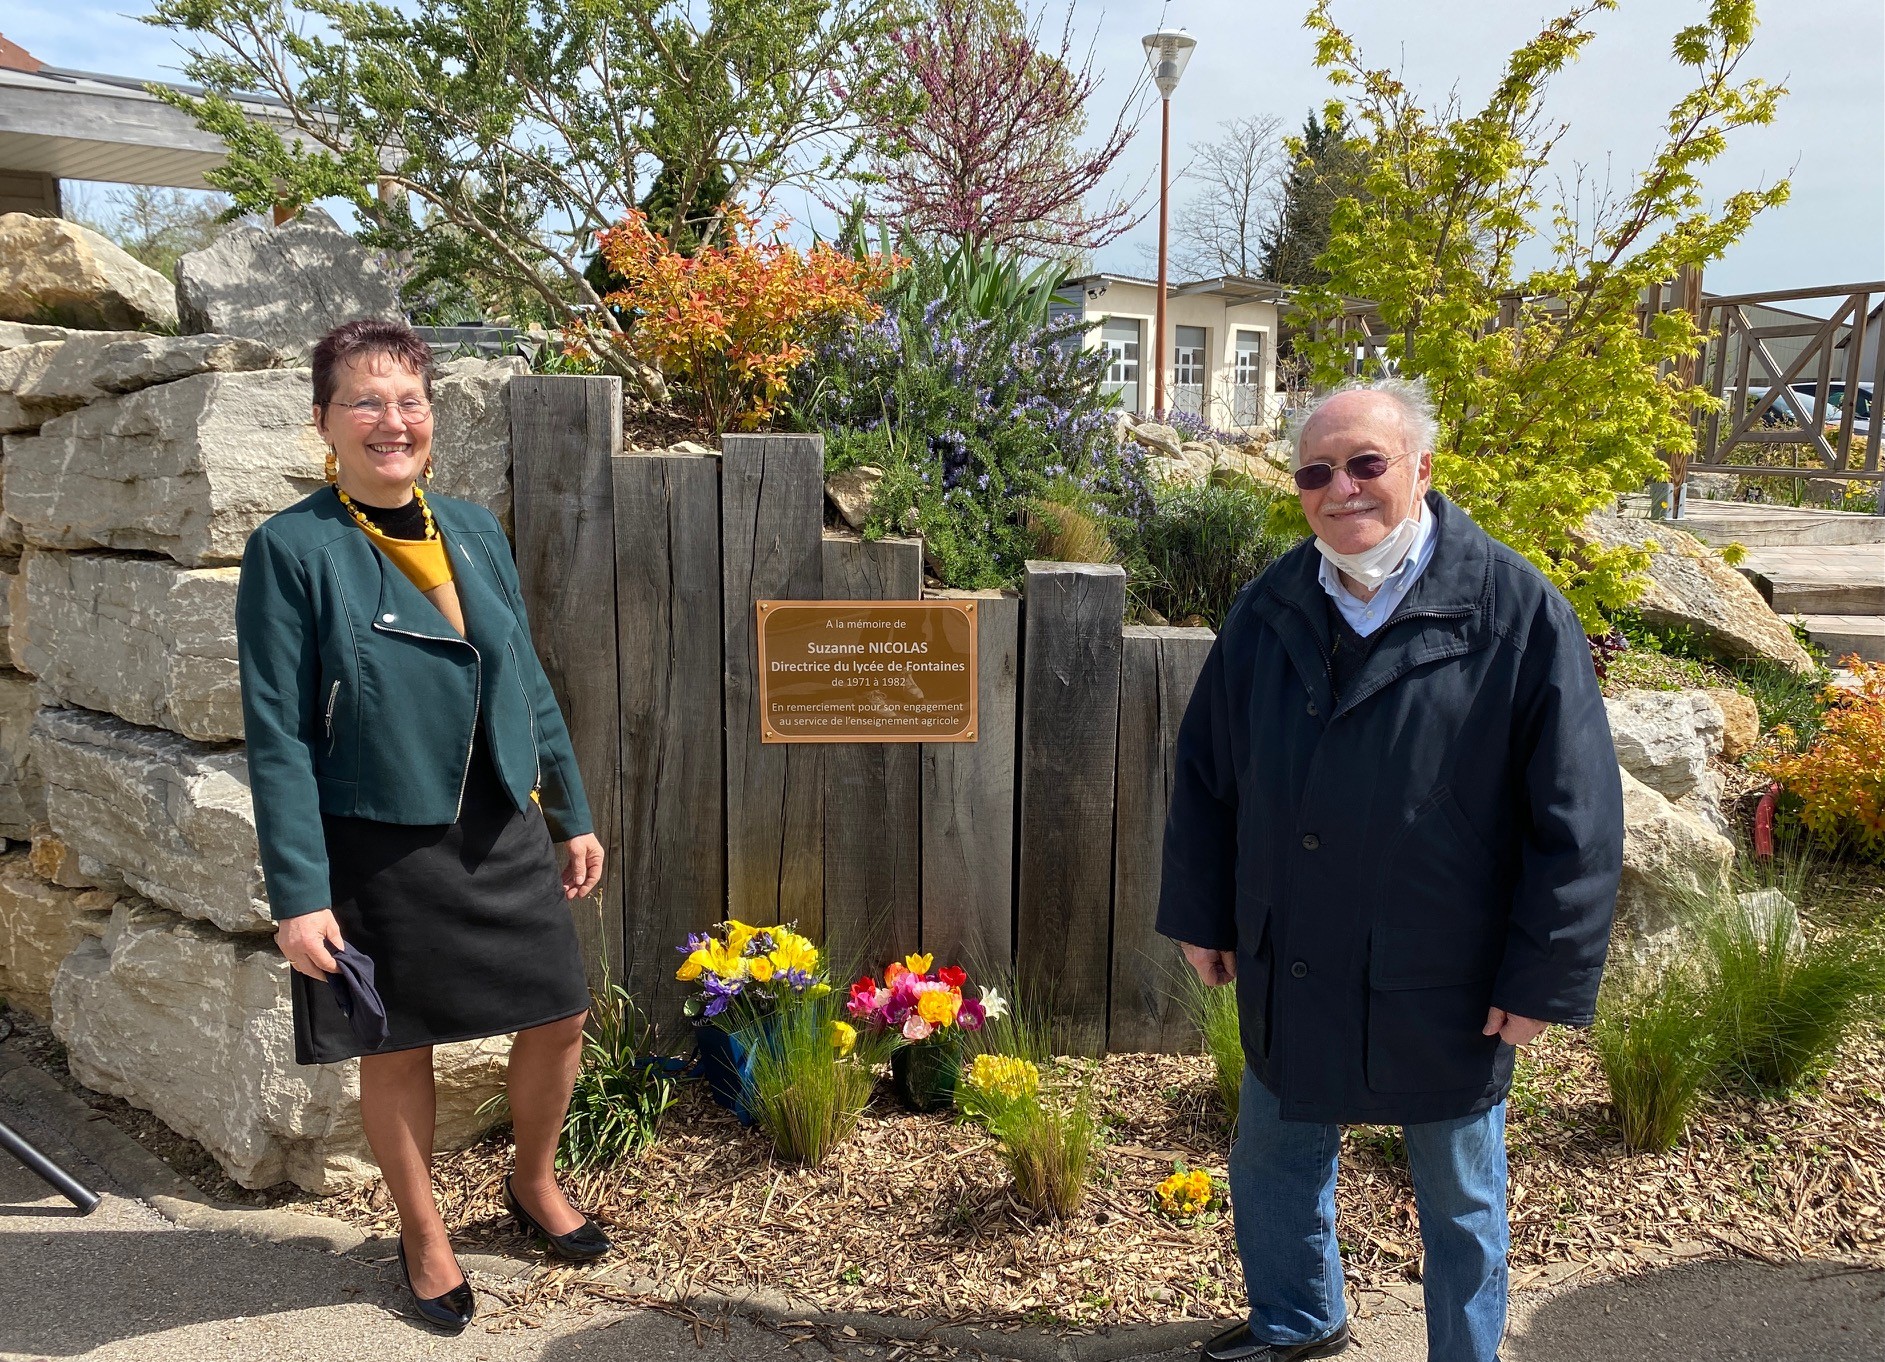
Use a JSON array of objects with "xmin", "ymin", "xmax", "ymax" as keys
[{"xmin": 0, "ymin": 37, "xmax": 287, "ymax": 191}]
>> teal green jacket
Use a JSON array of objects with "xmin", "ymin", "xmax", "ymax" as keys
[{"xmin": 236, "ymin": 487, "xmax": 593, "ymax": 920}]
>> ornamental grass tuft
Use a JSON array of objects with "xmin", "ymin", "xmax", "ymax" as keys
[
  {"xmin": 1178, "ymin": 968, "xmax": 1244, "ymax": 1122},
  {"xmin": 1592, "ymin": 958, "xmax": 1717, "ymax": 1155},
  {"xmin": 744, "ymin": 990, "xmax": 894, "ymax": 1167}
]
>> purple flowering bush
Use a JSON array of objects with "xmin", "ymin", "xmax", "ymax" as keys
[{"xmin": 790, "ymin": 288, "xmax": 1150, "ymax": 588}]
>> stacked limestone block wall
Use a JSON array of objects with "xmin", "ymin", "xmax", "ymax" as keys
[{"xmin": 0, "ymin": 220, "xmax": 530, "ymax": 1192}]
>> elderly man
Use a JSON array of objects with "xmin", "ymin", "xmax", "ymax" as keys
[{"xmin": 1158, "ymin": 378, "xmax": 1623, "ymax": 1362}]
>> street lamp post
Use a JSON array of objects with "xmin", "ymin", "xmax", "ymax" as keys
[{"xmin": 1142, "ymin": 27, "xmax": 1195, "ymax": 420}]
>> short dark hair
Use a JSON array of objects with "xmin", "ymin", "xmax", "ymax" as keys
[{"xmin": 311, "ymin": 319, "xmax": 436, "ymax": 408}]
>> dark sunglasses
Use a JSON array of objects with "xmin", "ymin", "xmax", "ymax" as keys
[{"xmin": 1292, "ymin": 451, "xmax": 1399, "ymax": 491}]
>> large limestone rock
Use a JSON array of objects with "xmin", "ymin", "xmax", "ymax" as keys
[
  {"xmin": 33, "ymin": 706, "xmax": 268, "ymax": 934},
  {"xmin": 825, "ymin": 464, "xmax": 883, "ymax": 531},
  {"xmin": 2, "ymin": 368, "xmax": 326, "ymax": 565},
  {"xmin": 428, "ymin": 355, "xmax": 525, "ymax": 531},
  {"xmin": 1124, "ymin": 419, "xmax": 1183, "ymax": 460},
  {"xmin": 51, "ymin": 899, "xmax": 512, "ymax": 1191},
  {"xmin": 0, "ymin": 214, "xmax": 178, "ymax": 332},
  {"xmin": 1582, "ymin": 513, "xmax": 1816, "ymax": 675},
  {"xmin": 0, "ymin": 666, "xmax": 43, "ymax": 838},
  {"xmin": 17, "ymin": 550, "xmax": 242, "ymax": 742},
  {"xmin": 0, "ymin": 321, "xmax": 78, "ymax": 351},
  {"xmin": 175, "ymin": 210, "xmax": 401, "ymax": 361},
  {"xmin": 0, "ymin": 853, "xmax": 115, "ymax": 1019},
  {"xmin": 1704, "ymin": 687, "xmax": 1761, "ymax": 762},
  {"xmin": 0, "ymin": 332, "xmax": 283, "ymax": 433},
  {"xmin": 1618, "ymin": 766, "xmax": 1736, "ymax": 940},
  {"xmin": 1605, "ymin": 689, "xmax": 1723, "ymax": 799}
]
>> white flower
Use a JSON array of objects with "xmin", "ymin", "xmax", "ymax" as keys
[{"xmin": 978, "ymin": 988, "xmax": 1009, "ymax": 1021}]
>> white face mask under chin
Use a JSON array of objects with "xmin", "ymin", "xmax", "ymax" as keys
[{"xmin": 1314, "ymin": 493, "xmax": 1424, "ymax": 590}]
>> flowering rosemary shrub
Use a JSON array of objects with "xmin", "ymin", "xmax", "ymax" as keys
[
  {"xmin": 1757, "ymin": 658, "xmax": 1885, "ymax": 860},
  {"xmin": 675, "ymin": 919, "xmax": 828, "ymax": 1031},
  {"xmin": 792, "ymin": 292, "xmax": 1150, "ymax": 589}
]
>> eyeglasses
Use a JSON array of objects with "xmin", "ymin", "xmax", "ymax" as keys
[
  {"xmin": 1292, "ymin": 451, "xmax": 1401, "ymax": 491},
  {"xmin": 325, "ymin": 397, "xmax": 433, "ymax": 424}
]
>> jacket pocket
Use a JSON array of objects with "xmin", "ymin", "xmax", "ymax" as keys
[
  {"xmin": 1233, "ymin": 892, "xmax": 1275, "ymax": 1065},
  {"xmin": 1364, "ymin": 924, "xmax": 1503, "ymax": 1094}
]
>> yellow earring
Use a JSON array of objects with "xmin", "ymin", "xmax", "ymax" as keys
[{"xmin": 324, "ymin": 449, "xmax": 338, "ymax": 483}]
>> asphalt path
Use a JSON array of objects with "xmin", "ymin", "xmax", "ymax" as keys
[{"xmin": 2, "ymin": 1090, "xmax": 1880, "ymax": 1362}]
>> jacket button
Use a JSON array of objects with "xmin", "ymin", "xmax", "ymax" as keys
[
  {"xmin": 1301, "ymin": 833, "xmax": 1320, "ymax": 850},
  {"xmin": 1306, "ymin": 702, "xmax": 1318, "ymax": 717},
  {"xmin": 382, "ymin": 613, "xmax": 396, "ymax": 623},
  {"xmin": 1291, "ymin": 961, "xmax": 1308, "ymax": 978}
]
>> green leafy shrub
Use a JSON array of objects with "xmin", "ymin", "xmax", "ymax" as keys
[
  {"xmin": 744, "ymin": 990, "xmax": 893, "ymax": 1166},
  {"xmin": 556, "ymin": 982, "xmax": 678, "ymax": 1170},
  {"xmin": 1592, "ymin": 959, "xmax": 1718, "ymax": 1154},
  {"xmin": 1121, "ymin": 471, "xmax": 1291, "ymax": 627},
  {"xmin": 1178, "ymin": 969, "xmax": 1244, "ymax": 1121}
]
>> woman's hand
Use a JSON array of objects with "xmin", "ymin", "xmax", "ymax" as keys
[
  {"xmin": 558, "ymin": 833, "xmax": 605, "ymax": 900},
  {"xmin": 277, "ymin": 910, "xmax": 346, "ymax": 980}
]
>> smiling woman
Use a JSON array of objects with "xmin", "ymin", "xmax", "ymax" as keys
[{"xmin": 235, "ymin": 319, "xmax": 611, "ymax": 1330}]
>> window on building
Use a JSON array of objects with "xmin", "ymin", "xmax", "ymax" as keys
[
  {"xmin": 1101, "ymin": 318, "xmax": 1142, "ymax": 413},
  {"xmin": 1173, "ymin": 325, "xmax": 1207, "ymax": 416},
  {"xmin": 1233, "ymin": 329, "xmax": 1265, "ymax": 427}
]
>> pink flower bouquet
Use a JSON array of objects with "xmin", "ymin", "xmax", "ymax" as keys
[{"xmin": 845, "ymin": 953, "xmax": 1007, "ymax": 1045}]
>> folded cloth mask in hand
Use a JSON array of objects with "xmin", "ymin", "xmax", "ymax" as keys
[{"xmin": 326, "ymin": 944, "xmax": 390, "ymax": 1050}]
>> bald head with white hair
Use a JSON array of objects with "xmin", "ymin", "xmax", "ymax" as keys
[{"xmin": 1292, "ymin": 379, "xmax": 1436, "ymax": 591}]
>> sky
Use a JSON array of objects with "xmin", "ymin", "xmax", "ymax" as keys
[{"xmin": 8, "ymin": 0, "xmax": 1882, "ymax": 303}]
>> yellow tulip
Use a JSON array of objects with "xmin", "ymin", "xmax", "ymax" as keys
[
  {"xmin": 829, "ymin": 1020, "xmax": 857, "ymax": 1057},
  {"xmin": 748, "ymin": 956, "xmax": 775, "ymax": 982},
  {"xmin": 903, "ymin": 952, "xmax": 934, "ymax": 977}
]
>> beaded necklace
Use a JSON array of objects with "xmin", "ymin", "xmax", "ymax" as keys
[{"xmin": 335, "ymin": 483, "xmax": 438, "ymax": 541}]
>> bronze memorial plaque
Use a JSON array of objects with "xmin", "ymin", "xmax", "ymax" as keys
[{"xmin": 756, "ymin": 600, "xmax": 978, "ymax": 743}]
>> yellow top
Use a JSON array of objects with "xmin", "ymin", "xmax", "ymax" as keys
[{"xmin": 356, "ymin": 518, "xmax": 455, "ymax": 594}]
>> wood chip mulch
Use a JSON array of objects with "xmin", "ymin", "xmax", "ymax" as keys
[{"xmin": 313, "ymin": 1033, "xmax": 1885, "ymax": 1332}]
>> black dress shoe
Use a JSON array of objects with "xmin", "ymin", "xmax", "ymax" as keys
[
  {"xmin": 397, "ymin": 1237, "xmax": 475, "ymax": 1333},
  {"xmin": 1202, "ymin": 1321, "xmax": 1351, "ymax": 1362},
  {"xmin": 505, "ymin": 1175, "xmax": 613, "ymax": 1261}
]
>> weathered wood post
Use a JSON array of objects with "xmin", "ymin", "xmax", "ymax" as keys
[
  {"xmin": 1109, "ymin": 624, "xmax": 1215, "ymax": 1053},
  {"xmin": 720, "ymin": 434, "xmax": 825, "ymax": 932},
  {"xmin": 508, "ymin": 374, "xmax": 624, "ymax": 990},
  {"xmin": 614, "ymin": 451, "xmax": 725, "ymax": 1027},
  {"xmin": 1015, "ymin": 560, "xmax": 1127, "ymax": 1056},
  {"xmin": 821, "ymin": 534, "xmax": 923, "ymax": 966}
]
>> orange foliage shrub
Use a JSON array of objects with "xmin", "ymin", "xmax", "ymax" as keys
[
  {"xmin": 1758, "ymin": 657, "xmax": 1885, "ymax": 859},
  {"xmin": 591, "ymin": 209, "xmax": 896, "ymax": 434}
]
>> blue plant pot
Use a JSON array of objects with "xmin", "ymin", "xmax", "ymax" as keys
[{"xmin": 694, "ymin": 1021, "xmax": 769, "ymax": 1126}]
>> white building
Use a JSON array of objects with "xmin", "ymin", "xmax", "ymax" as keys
[{"xmin": 1055, "ymin": 273, "xmax": 1285, "ymax": 431}]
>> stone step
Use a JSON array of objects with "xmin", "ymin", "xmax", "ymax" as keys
[
  {"xmin": 1620, "ymin": 496, "xmax": 1885, "ymax": 547},
  {"xmin": 1799, "ymin": 614, "xmax": 1885, "ymax": 663},
  {"xmin": 1740, "ymin": 545, "xmax": 1885, "ymax": 616}
]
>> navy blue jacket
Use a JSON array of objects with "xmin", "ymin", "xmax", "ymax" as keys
[
  {"xmin": 237, "ymin": 488, "xmax": 593, "ymax": 921},
  {"xmin": 1156, "ymin": 493, "xmax": 1622, "ymax": 1124}
]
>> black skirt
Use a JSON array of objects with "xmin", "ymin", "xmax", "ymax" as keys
[{"xmin": 291, "ymin": 729, "xmax": 591, "ymax": 1065}]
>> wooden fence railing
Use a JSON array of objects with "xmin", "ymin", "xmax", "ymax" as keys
[{"xmin": 507, "ymin": 375, "xmax": 1212, "ymax": 1055}]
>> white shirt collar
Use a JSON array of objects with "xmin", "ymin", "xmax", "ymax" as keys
[{"xmin": 1315, "ymin": 499, "xmax": 1437, "ymax": 638}]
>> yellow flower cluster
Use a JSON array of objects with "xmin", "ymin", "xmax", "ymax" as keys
[
  {"xmin": 965, "ymin": 1053, "xmax": 1039, "ymax": 1101},
  {"xmin": 1155, "ymin": 1168, "xmax": 1217, "ymax": 1218},
  {"xmin": 675, "ymin": 920, "xmax": 821, "ymax": 984}
]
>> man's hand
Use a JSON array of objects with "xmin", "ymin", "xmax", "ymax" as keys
[
  {"xmin": 277, "ymin": 909, "xmax": 345, "ymax": 980},
  {"xmin": 1483, "ymin": 1008, "xmax": 1548, "ymax": 1046},
  {"xmin": 1181, "ymin": 943, "xmax": 1237, "ymax": 987},
  {"xmin": 558, "ymin": 833, "xmax": 605, "ymax": 900}
]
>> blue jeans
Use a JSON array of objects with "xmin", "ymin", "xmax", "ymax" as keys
[{"xmin": 1228, "ymin": 1069, "xmax": 1509, "ymax": 1362}]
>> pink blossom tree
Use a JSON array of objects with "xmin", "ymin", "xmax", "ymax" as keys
[{"xmin": 864, "ymin": 0, "xmax": 1146, "ymax": 256}]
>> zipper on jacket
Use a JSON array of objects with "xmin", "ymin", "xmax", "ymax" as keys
[
  {"xmin": 372, "ymin": 621, "xmax": 483, "ymax": 820},
  {"xmin": 506, "ymin": 639, "xmax": 542, "ymax": 790},
  {"xmin": 323, "ymin": 679, "xmax": 340, "ymax": 752}
]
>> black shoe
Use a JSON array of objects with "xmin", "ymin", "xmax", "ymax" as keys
[
  {"xmin": 1202, "ymin": 1321, "xmax": 1351, "ymax": 1362},
  {"xmin": 397, "ymin": 1237, "xmax": 475, "ymax": 1333},
  {"xmin": 505, "ymin": 1175, "xmax": 612, "ymax": 1262}
]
